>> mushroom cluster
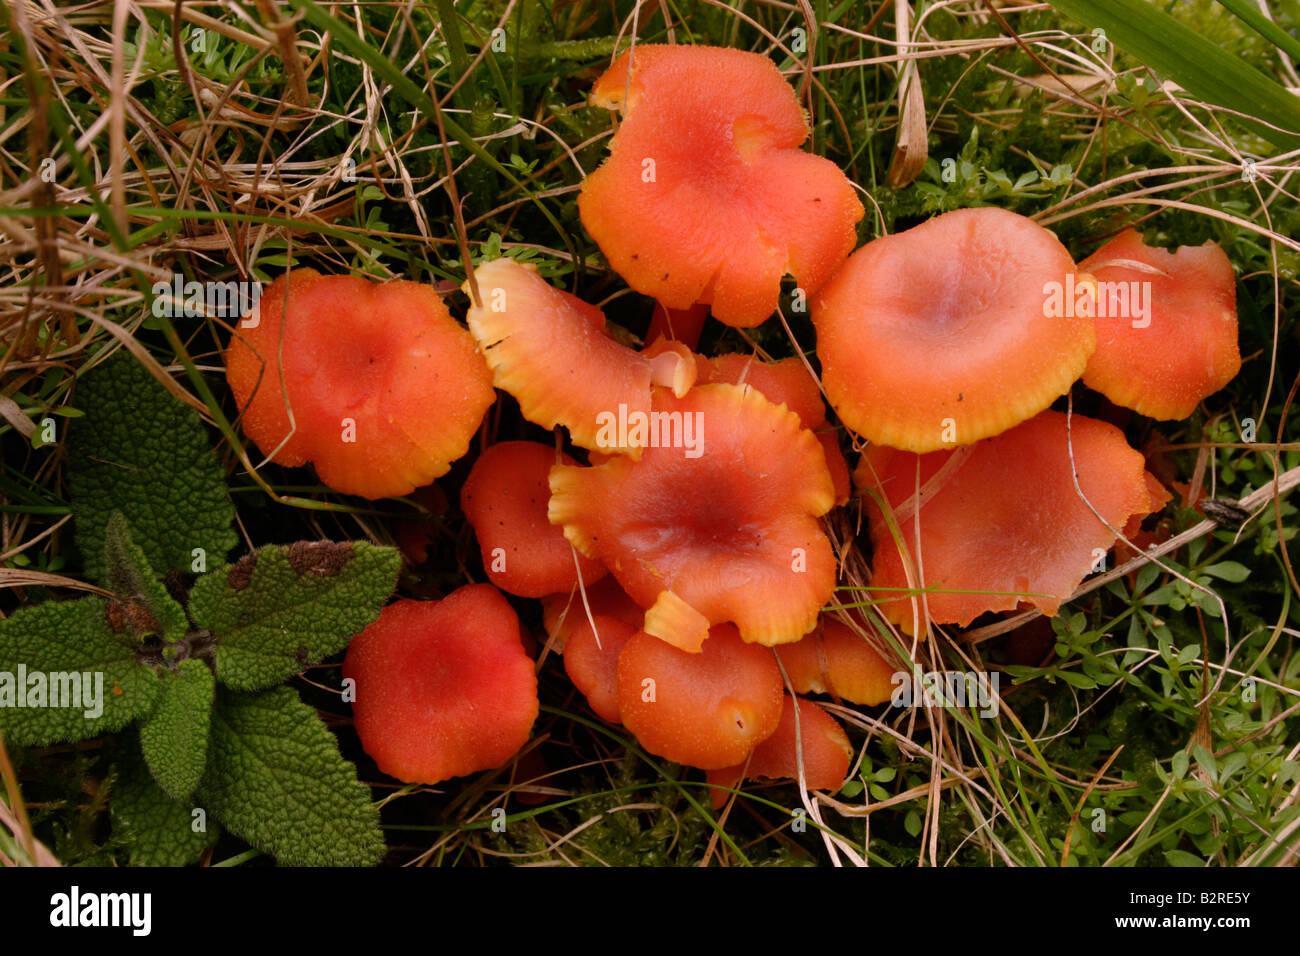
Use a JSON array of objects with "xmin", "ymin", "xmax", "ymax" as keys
[
  {"xmin": 834, "ymin": 211, "xmax": 1240, "ymax": 637},
  {"xmin": 224, "ymin": 45, "xmax": 1242, "ymax": 806}
]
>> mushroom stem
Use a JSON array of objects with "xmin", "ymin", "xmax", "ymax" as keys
[
  {"xmin": 646, "ymin": 302, "xmax": 709, "ymax": 351},
  {"xmin": 645, "ymin": 338, "xmax": 697, "ymax": 398}
]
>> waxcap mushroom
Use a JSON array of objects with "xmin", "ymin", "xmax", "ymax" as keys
[
  {"xmin": 464, "ymin": 258, "xmax": 694, "ymax": 457},
  {"xmin": 542, "ymin": 575, "xmax": 645, "ymax": 653},
  {"xmin": 460, "ymin": 441, "xmax": 607, "ymax": 599},
  {"xmin": 225, "ymin": 268, "xmax": 494, "ymax": 499},
  {"xmin": 342, "ymin": 586, "xmax": 538, "ymax": 784},
  {"xmin": 562, "ymin": 612, "xmax": 639, "ymax": 724},
  {"xmin": 1078, "ymin": 228, "xmax": 1241, "ymax": 420},
  {"xmin": 549, "ymin": 382, "xmax": 836, "ymax": 651},
  {"xmin": 774, "ymin": 615, "xmax": 897, "ymax": 705},
  {"xmin": 813, "ymin": 207, "xmax": 1094, "ymax": 452},
  {"xmin": 694, "ymin": 352, "xmax": 851, "ymax": 504},
  {"xmin": 858, "ymin": 410, "xmax": 1154, "ymax": 633},
  {"xmin": 616, "ymin": 623, "xmax": 783, "ymax": 769},
  {"xmin": 579, "ymin": 45, "xmax": 863, "ymax": 328},
  {"xmin": 706, "ymin": 694, "xmax": 853, "ymax": 809}
]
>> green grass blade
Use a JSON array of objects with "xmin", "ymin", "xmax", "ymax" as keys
[
  {"xmin": 1215, "ymin": 0, "xmax": 1300, "ymax": 66},
  {"xmin": 434, "ymin": 0, "xmax": 473, "ymax": 112},
  {"xmin": 1049, "ymin": 0, "xmax": 1300, "ymax": 150},
  {"xmin": 286, "ymin": 0, "xmax": 577, "ymax": 260}
]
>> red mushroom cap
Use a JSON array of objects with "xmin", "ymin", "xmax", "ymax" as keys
[
  {"xmin": 695, "ymin": 354, "xmax": 827, "ymax": 428},
  {"xmin": 616, "ymin": 623, "xmax": 783, "ymax": 769},
  {"xmin": 549, "ymin": 383, "xmax": 836, "ymax": 650},
  {"xmin": 858, "ymin": 410, "xmax": 1155, "ymax": 633},
  {"xmin": 706, "ymin": 694, "xmax": 853, "ymax": 809},
  {"xmin": 695, "ymin": 352, "xmax": 851, "ymax": 504},
  {"xmin": 562, "ymin": 612, "xmax": 639, "ymax": 724},
  {"xmin": 341, "ymin": 586, "xmax": 538, "ymax": 784},
  {"xmin": 460, "ymin": 441, "xmax": 607, "ymax": 598},
  {"xmin": 813, "ymin": 207, "xmax": 1094, "ymax": 452},
  {"xmin": 774, "ymin": 616, "xmax": 897, "ymax": 705},
  {"xmin": 1079, "ymin": 228, "xmax": 1241, "ymax": 420},
  {"xmin": 1122, "ymin": 470, "xmax": 1173, "ymax": 540},
  {"xmin": 464, "ymin": 258, "xmax": 694, "ymax": 456},
  {"xmin": 579, "ymin": 45, "xmax": 863, "ymax": 328},
  {"xmin": 541, "ymin": 576, "xmax": 645, "ymax": 653},
  {"xmin": 225, "ymin": 269, "xmax": 494, "ymax": 499}
]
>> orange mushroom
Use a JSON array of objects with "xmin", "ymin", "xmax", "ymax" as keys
[
  {"xmin": 694, "ymin": 354, "xmax": 826, "ymax": 427},
  {"xmin": 858, "ymin": 410, "xmax": 1154, "ymax": 633},
  {"xmin": 541, "ymin": 575, "xmax": 645, "ymax": 653},
  {"xmin": 1123, "ymin": 470, "xmax": 1174, "ymax": 540},
  {"xmin": 705, "ymin": 695, "xmax": 853, "ymax": 809},
  {"xmin": 225, "ymin": 269, "xmax": 495, "ymax": 499},
  {"xmin": 460, "ymin": 441, "xmax": 607, "ymax": 599},
  {"xmin": 549, "ymin": 383, "xmax": 837, "ymax": 651},
  {"xmin": 341, "ymin": 586, "xmax": 538, "ymax": 784},
  {"xmin": 562, "ymin": 613, "xmax": 639, "ymax": 723},
  {"xmin": 774, "ymin": 615, "xmax": 897, "ymax": 705},
  {"xmin": 1115, "ymin": 470, "xmax": 1174, "ymax": 570},
  {"xmin": 616, "ymin": 623, "xmax": 783, "ymax": 769},
  {"xmin": 694, "ymin": 352, "xmax": 851, "ymax": 504},
  {"xmin": 813, "ymin": 207, "xmax": 1095, "ymax": 452},
  {"xmin": 579, "ymin": 45, "xmax": 863, "ymax": 328},
  {"xmin": 464, "ymin": 258, "xmax": 695, "ymax": 456},
  {"xmin": 646, "ymin": 302, "xmax": 710, "ymax": 351},
  {"xmin": 1078, "ymin": 228, "xmax": 1241, "ymax": 420}
]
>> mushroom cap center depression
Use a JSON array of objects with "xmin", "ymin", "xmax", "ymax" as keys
[
  {"xmin": 863, "ymin": 227, "xmax": 1043, "ymax": 352},
  {"xmin": 604, "ymin": 447, "xmax": 781, "ymax": 561},
  {"xmin": 292, "ymin": 319, "xmax": 422, "ymax": 413}
]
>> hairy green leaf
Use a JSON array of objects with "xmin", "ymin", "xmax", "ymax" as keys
[
  {"xmin": 0, "ymin": 597, "xmax": 158, "ymax": 746},
  {"xmin": 197, "ymin": 686, "xmax": 384, "ymax": 866},
  {"xmin": 139, "ymin": 659, "xmax": 215, "ymax": 801},
  {"xmin": 67, "ymin": 353, "xmax": 237, "ymax": 583},
  {"xmin": 112, "ymin": 751, "xmax": 218, "ymax": 867},
  {"xmin": 191, "ymin": 541, "xmax": 399, "ymax": 691},
  {"xmin": 104, "ymin": 512, "xmax": 189, "ymax": 642}
]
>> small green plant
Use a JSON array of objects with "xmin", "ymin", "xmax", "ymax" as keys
[{"xmin": 0, "ymin": 355, "xmax": 399, "ymax": 865}]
